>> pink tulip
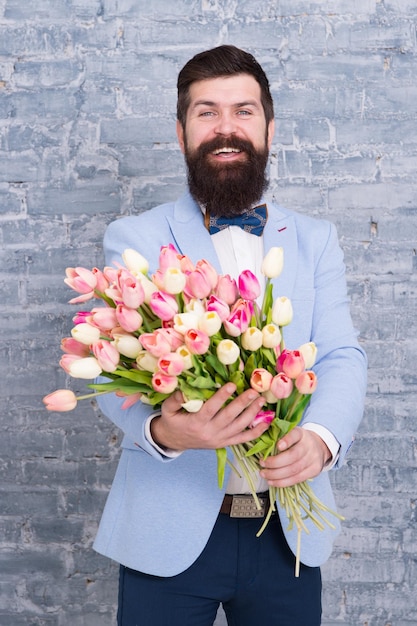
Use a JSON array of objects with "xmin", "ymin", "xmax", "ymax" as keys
[
  {"xmin": 92, "ymin": 340, "xmax": 120, "ymax": 372},
  {"xmin": 185, "ymin": 268, "xmax": 213, "ymax": 299},
  {"xmin": 120, "ymin": 392, "xmax": 142, "ymax": 409},
  {"xmin": 151, "ymin": 269, "xmax": 165, "ymax": 291},
  {"xmin": 43, "ymin": 389, "xmax": 78, "ymax": 412},
  {"xmin": 295, "ymin": 371, "xmax": 318, "ymax": 395},
  {"xmin": 195, "ymin": 259, "xmax": 218, "ymax": 290},
  {"xmin": 158, "ymin": 243, "xmax": 181, "ymax": 272},
  {"xmin": 276, "ymin": 349, "xmax": 305, "ymax": 379},
  {"xmin": 157, "ymin": 353, "xmax": 185, "ymax": 376},
  {"xmin": 116, "ymin": 304, "xmax": 143, "ymax": 332},
  {"xmin": 215, "ymin": 274, "xmax": 238, "ymax": 305},
  {"xmin": 270, "ymin": 372, "xmax": 293, "ymax": 399},
  {"xmin": 61, "ymin": 337, "xmax": 90, "ymax": 357},
  {"xmin": 64, "ymin": 266, "xmax": 97, "ymax": 295},
  {"xmin": 88, "ymin": 307, "xmax": 118, "ymax": 331},
  {"xmin": 179, "ymin": 254, "xmax": 195, "ymax": 274},
  {"xmin": 250, "ymin": 368, "xmax": 273, "ymax": 393},
  {"xmin": 223, "ymin": 299, "xmax": 253, "ymax": 337},
  {"xmin": 149, "ymin": 291, "xmax": 179, "ymax": 321},
  {"xmin": 139, "ymin": 330, "xmax": 172, "ymax": 358},
  {"xmin": 206, "ymin": 295, "xmax": 230, "ymax": 322},
  {"xmin": 151, "ymin": 371, "xmax": 178, "ymax": 394},
  {"xmin": 184, "ymin": 328, "xmax": 210, "ymax": 355},
  {"xmin": 159, "ymin": 327, "xmax": 184, "ymax": 351},
  {"xmin": 92, "ymin": 267, "xmax": 110, "ymax": 293},
  {"xmin": 238, "ymin": 270, "xmax": 261, "ymax": 301},
  {"xmin": 250, "ymin": 410, "xmax": 275, "ymax": 428},
  {"xmin": 119, "ymin": 271, "xmax": 145, "ymax": 309},
  {"xmin": 72, "ymin": 311, "xmax": 91, "ymax": 325}
]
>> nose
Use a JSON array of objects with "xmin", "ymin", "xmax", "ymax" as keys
[{"xmin": 214, "ymin": 112, "xmax": 237, "ymax": 136}]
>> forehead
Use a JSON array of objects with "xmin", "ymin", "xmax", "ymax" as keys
[{"xmin": 187, "ymin": 74, "xmax": 263, "ymax": 109}]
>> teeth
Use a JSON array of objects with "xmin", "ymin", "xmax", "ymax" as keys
[{"xmin": 213, "ymin": 148, "xmax": 240, "ymax": 155}]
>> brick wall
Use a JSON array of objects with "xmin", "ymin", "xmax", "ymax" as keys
[{"xmin": 1, "ymin": 1, "xmax": 416, "ymax": 624}]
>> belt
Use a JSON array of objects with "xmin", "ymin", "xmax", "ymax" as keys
[{"xmin": 220, "ymin": 492, "xmax": 271, "ymax": 518}]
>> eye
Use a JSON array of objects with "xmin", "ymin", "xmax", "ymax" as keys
[
  {"xmin": 237, "ymin": 109, "xmax": 252, "ymax": 116},
  {"xmin": 199, "ymin": 110, "xmax": 216, "ymax": 118}
]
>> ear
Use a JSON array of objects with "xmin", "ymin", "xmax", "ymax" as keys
[
  {"xmin": 176, "ymin": 120, "xmax": 186, "ymax": 154},
  {"xmin": 267, "ymin": 119, "xmax": 275, "ymax": 150}
]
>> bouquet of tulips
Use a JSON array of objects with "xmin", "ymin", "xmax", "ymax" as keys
[{"xmin": 43, "ymin": 244, "xmax": 342, "ymax": 576}]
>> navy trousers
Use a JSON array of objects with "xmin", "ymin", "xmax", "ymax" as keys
[{"xmin": 117, "ymin": 513, "xmax": 322, "ymax": 626}]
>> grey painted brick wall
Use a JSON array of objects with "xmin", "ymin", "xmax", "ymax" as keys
[{"xmin": 1, "ymin": 1, "xmax": 416, "ymax": 624}]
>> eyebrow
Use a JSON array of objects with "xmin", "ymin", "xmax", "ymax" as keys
[{"xmin": 192, "ymin": 99, "xmax": 260, "ymax": 110}]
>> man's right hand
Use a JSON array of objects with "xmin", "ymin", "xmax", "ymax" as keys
[{"xmin": 150, "ymin": 383, "xmax": 268, "ymax": 451}]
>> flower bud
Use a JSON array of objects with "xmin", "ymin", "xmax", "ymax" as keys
[
  {"xmin": 185, "ymin": 329, "xmax": 210, "ymax": 355},
  {"xmin": 298, "ymin": 342, "xmax": 318, "ymax": 369},
  {"xmin": 163, "ymin": 267, "xmax": 187, "ymax": 295},
  {"xmin": 43, "ymin": 389, "xmax": 77, "ymax": 412},
  {"xmin": 238, "ymin": 270, "xmax": 261, "ymax": 301},
  {"xmin": 261, "ymin": 247, "xmax": 284, "ymax": 279},
  {"xmin": 216, "ymin": 339, "xmax": 240, "ymax": 365},
  {"xmin": 67, "ymin": 356, "xmax": 102, "ymax": 379},
  {"xmin": 122, "ymin": 248, "xmax": 149, "ymax": 275},
  {"xmin": 71, "ymin": 323, "xmax": 101, "ymax": 346},
  {"xmin": 136, "ymin": 350, "xmax": 158, "ymax": 372},
  {"xmin": 181, "ymin": 399, "xmax": 204, "ymax": 413},
  {"xmin": 198, "ymin": 311, "xmax": 222, "ymax": 336},
  {"xmin": 241, "ymin": 327, "xmax": 263, "ymax": 351},
  {"xmin": 295, "ymin": 371, "xmax": 318, "ymax": 395},
  {"xmin": 270, "ymin": 372, "xmax": 293, "ymax": 399},
  {"xmin": 116, "ymin": 305, "xmax": 143, "ymax": 333},
  {"xmin": 261, "ymin": 323, "xmax": 281, "ymax": 349},
  {"xmin": 151, "ymin": 371, "xmax": 178, "ymax": 394},
  {"xmin": 112, "ymin": 334, "xmax": 142, "ymax": 359},
  {"xmin": 271, "ymin": 296, "xmax": 293, "ymax": 327},
  {"xmin": 157, "ymin": 353, "xmax": 185, "ymax": 377},
  {"xmin": 276, "ymin": 349, "xmax": 305, "ymax": 379},
  {"xmin": 92, "ymin": 340, "xmax": 120, "ymax": 372},
  {"xmin": 250, "ymin": 368, "xmax": 273, "ymax": 392}
]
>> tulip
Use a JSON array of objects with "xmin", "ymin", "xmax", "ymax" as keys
[
  {"xmin": 206, "ymin": 295, "xmax": 230, "ymax": 321},
  {"xmin": 238, "ymin": 270, "xmax": 261, "ymax": 301},
  {"xmin": 159, "ymin": 328, "xmax": 184, "ymax": 351},
  {"xmin": 116, "ymin": 305, "xmax": 143, "ymax": 332},
  {"xmin": 173, "ymin": 312, "xmax": 201, "ymax": 335},
  {"xmin": 150, "ymin": 291, "xmax": 178, "ymax": 321},
  {"xmin": 185, "ymin": 268, "xmax": 213, "ymax": 299},
  {"xmin": 151, "ymin": 371, "xmax": 178, "ymax": 394},
  {"xmin": 61, "ymin": 337, "xmax": 90, "ymax": 357},
  {"xmin": 64, "ymin": 267, "xmax": 97, "ymax": 295},
  {"xmin": 250, "ymin": 410, "xmax": 275, "ymax": 428},
  {"xmin": 163, "ymin": 267, "xmax": 187, "ymax": 295},
  {"xmin": 139, "ymin": 331, "xmax": 172, "ymax": 358},
  {"xmin": 60, "ymin": 353, "xmax": 83, "ymax": 374},
  {"xmin": 151, "ymin": 269, "xmax": 165, "ymax": 291},
  {"xmin": 43, "ymin": 389, "xmax": 78, "ymax": 412},
  {"xmin": 261, "ymin": 323, "xmax": 281, "ymax": 349},
  {"xmin": 176, "ymin": 345, "xmax": 193, "ymax": 370},
  {"xmin": 215, "ymin": 274, "xmax": 238, "ymax": 305},
  {"xmin": 184, "ymin": 298, "xmax": 206, "ymax": 317},
  {"xmin": 276, "ymin": 349, "xmax": 305, "ymax": 379},
  {"xmin": 136, "ymin": 272, "xmax": 158, "ymax": 303},
  {"xmin": 271, "ymin": 296, "xmax": 293, "ymax": 327},
  {"xmin": 198, "ymin": 311, "xmax": 222, "ymax": 336},
  {"xmin": 250, "ymin": 368, "xmax": 273, "ymax": 393},
  {"xmin": 65, "ymin": 356, "xmax": 102, "ymax": 379},
  {"xmin": 92, "ymin": 340, "xmax": 120, "ymax": 372},
  {"xmin": 216, "ymin": 339, "xmax": 240, "ymax": 365},
  {"xmin": 136, "ymin": 350, "xmax": 159, "ymax": 372},
  {"xmin": 295, "ymin": 371, "xmax": 317, "ymax": 395},
  {"xmin": 119, "ymin": 271, "xmax": 145, "ymax": 309},
  {"xmin": 261, "ymin": 247, "xmax": 284, "ymax": 279},
  {"xmin": 120, "ymin": 392, "xmax": 142, "ymax": 409},
  {"xmin": 223, "ymin": 299, "xmax": 253, "ymax": 337},
  {"xmin": 298, "ymin": 342, "xmax": 318, "ymax": 369},
  {"xmin": 179, "ymin": 253, "xmax": 195, "ymax": 273},
  {"xmin": 72, "ymin": 311, "xmax": 90, "ymax": 325},
  {"xmin": 112, "ymin": 334, "xmax": 142, "ymax": 359},
  {"xmin": 92, "ymin": 267, "xmax": 110, "ymax": 293},
  {"xmin": 158, "ymin": 243, "xmax": 181, "ymax": 272},
  {"xmin": 122, "ymin": 248, "xmax": 149, "ymax": 275},
  {"xmin": 241, "ymin": 327, "xmax": 263, "ymax": 351},
  {"xmin": 88, "ymin": 307, "xmax": 118, "ymax": 331},
  {"xmin": 157, "ymin": 353, "xmax": 185, "ymax": 376},
  {"xmin": 195, "ymin": 259, "xmax": 218, "ymax": 290},
  {"xmin": 184, "ymin": 329, "xmax": 210, "ymax": 355},
  {"xmin": 71, "ymin": 323, "xmax": 101, "ymax": 346},
  {"xmin": 270, "ymin": 372, "xmax": 293, "ymax": 399}
]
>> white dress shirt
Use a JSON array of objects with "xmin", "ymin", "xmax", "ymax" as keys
[{"xmin": 146, "ymin": 223, "xmax": 340, "ymax": 493}]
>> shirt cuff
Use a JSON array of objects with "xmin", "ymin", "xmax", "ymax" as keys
[
  {"xmin": 302, "ymin": 423, "xmax": 340, "ymax": 470},
  {"xmin": 145, "ymin": 412, "xmax": 182, "ymax": 459}
]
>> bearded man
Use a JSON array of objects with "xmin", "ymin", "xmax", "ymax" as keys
[{"xmin": 94, "ymin": 45, "xmax": 367, "ymax": 626}]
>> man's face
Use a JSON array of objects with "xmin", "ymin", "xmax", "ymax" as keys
[{"xmin": 176, "ymin": 74, "xmax": 275, "ymax": 217}]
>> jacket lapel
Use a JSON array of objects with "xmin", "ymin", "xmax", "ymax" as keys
[{"xmin": 263, "ymin": 205, "xmax": 298, "ymax": 300}]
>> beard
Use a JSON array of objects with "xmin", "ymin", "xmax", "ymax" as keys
[{"xmin": 184, "ymin": 135, "xmax": 270, "ymax": 217}]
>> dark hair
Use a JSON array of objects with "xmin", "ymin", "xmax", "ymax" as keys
[{"xmin": 177, "ymin": 45, "xmax": 274, "ymax": 128}]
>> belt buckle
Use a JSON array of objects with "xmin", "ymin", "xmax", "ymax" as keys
[{"xmin": 230, "ymin": 494, "xmax": 267, "ymax": 518}]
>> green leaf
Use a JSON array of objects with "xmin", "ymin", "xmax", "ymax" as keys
[{"xmin": 216, "ymin": 447, "xmax": 227, "ymax": 488}]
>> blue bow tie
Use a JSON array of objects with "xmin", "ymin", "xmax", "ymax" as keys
[{"xmin": 207, "ymin": 204, "xmax": 268, "ymax": 237}]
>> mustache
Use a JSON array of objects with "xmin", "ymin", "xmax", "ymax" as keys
[{"xmin": 188, "ymin": 136, "xmax": 257, "ymax": 159}]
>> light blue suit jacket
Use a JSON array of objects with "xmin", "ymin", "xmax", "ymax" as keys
[{"xmin": 93, "ymin": 193, "xmax": 367, "ymax": 575}]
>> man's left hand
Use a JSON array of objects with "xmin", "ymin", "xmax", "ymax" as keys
[{"xmin": 259, "ymin": 427, "xmax": 332, "ymax": 488}]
